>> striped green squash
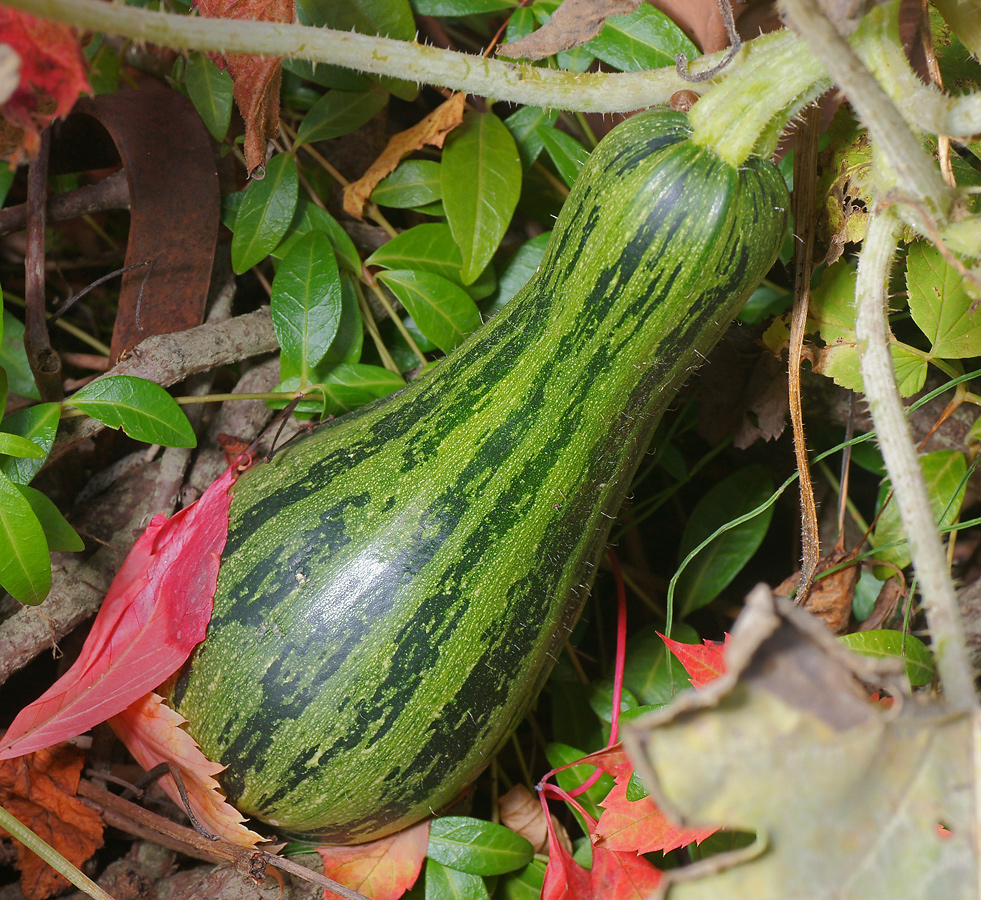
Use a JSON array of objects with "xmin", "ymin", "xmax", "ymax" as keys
[{"xmin": 170, "ymin": 108, "xmax": 789, "ymax": 843}]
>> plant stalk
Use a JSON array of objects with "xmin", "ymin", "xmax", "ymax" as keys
[{"xmin": 854, "ymin": 209, "xmax": 977, "ymax": 709}]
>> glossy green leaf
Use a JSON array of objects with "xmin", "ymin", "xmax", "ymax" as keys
[
  {"xmin": 412, "ymin": 0, "xmax": 515, "ymax": 13},
  {"xmin": 584, "ymin": 3, "xmax": 698, "ymax": 72},
  {"xmin": 442, "ymin": 112, "xmax": 522, "ymax": 284},
  {"xmin": 0, "ymin": 163, "xmax": 14, "ymax": 206},
  {"xmin": 316, "ymin": 362, "xmax": 405, "ymax": 415},
  {"xmin": 839, "ymin": 630, "xmax": 936, "ymax": 687},
  {"xmin": 852, "ymin": 570, "xmax": 886, "ymax": 622},
  {"xmin": 546, "ymin": 743, "xmax": 615, "ymax": 822},
  {"xmin": 185, "ymin": 51, "xmax": 233, "ymax": 142},
  {"xmin": 504, "ymin": 106, "xmax": 557, "ymax": 170},
  {"xmin": 295, "ymin": 87, "xmax": 388, "ymax": 147},
  {"xmin": 556, "ymin": 43, "xmax": 595, "ymax": 72},
  {"xmin": 324, "ymin": 272, "xmax": 364, "ymax": 365},
  {"xmin": 0, "ymin": 470, "xmax": 50, "ymax": 604},
  {"xmin": 271, "ymin": 231, "xmax": 343, "ymax": 376},
  {"xmin": 497, "ymin": 860, "xmax": 546, "ymax": 900},
  {"xmin": 87, "ymin": 43, "xmax": 120, "ymax": 94},
  {"xmin": 588, "ymin": 680, "xmax": 639, "ymax": 724},
  {"xmin": 483, "ymin": 232, "xmax": 550, "ymax": 318},
  {"xmin": 676, "ymin": 464, "xmax": 775, "ymax": 615},
  {"xmin": 424, "ymin": 858, "xmax": 489, "ymax": 900},
  {"xmin": 907, "ymin": 241, "xmax": 981, "ymax": 358},
  {"xmin": 231, "ymin": 153, "xmax": 299, "ymax": 274},
  {"xmin": 622, "ymin": 623, "xmax": 697, "ymax": 707},
  {"xmin": 427, "ymin": 817, "xmax": 533, "ymax": 876},
  {"xmin": 1, "ymin": 310, "xmax": 40, "ymax": 400},
  {"xmin": 0, "ymin": 403, "xmax": 60, "ymax": 484},
  {"xmin": 16, "ymin": 484, "xmax": 84, "ymax": 552},
  {"xmin": 274, "ymin": 203, "xmax": 361, "ymax": 274},
  {"xmin": 539, "ymin": 127, "xmax": 590, "ymax": 188},
  {"xmin": 372, "ymin": 160, "xmax": 443, "ymax": 209},
  {"xmin": 872, "ymin": 449, "xmax": 966, "ymax": 572},
  {"xmin": 0, "ymin": 433, "xmax": 44, "ymax": 459},
  {"xmin": 367, "ymin": 223, "xmax": 465, "ymax": 283},
  {"xmin": 377, "ymin": 269, "xmax": 482, "ymax": 353},
  {"xmin": 68, "ymin": 376, "xmax": 197, "ymax": 448},
  {"xmin": 0, "ymin": 368, "xmax": 6, "ymax": 419}
]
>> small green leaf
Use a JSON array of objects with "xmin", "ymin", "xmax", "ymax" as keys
[
  {"xmin": 231, "ymin": 153, "xmax": 300, "ymax": 274},
  {"xmin": 622, "ymin": 624, "xmax": 697, "ymax": 707},
  {"xmin": 676, "ymin": 465, "xmax": 775, "ymax": 615},
  {"xmin": 68, "ymin": 376, "xmax": 197, "ymax": 447},
  {"xmin": 907, "ymin": 241, "xmax": 981, "ymax": 358},
  {"xmin": 0, "ymin": 403, "xmax": 60, "ymax": 484},
  {"xmin": 427, "ymin": 817, "xmax": 533, "ymax": 876},
  {"xmin": 367, "ymin": 223, "xmax": 465, "ymax": 283},
  {"xmin": 872, "ymin": 449, "xmax": 966, "ymax": 572},
  {"xmin": 584, "ymin": 3, "xmax": 698, "ymax": 72},
  {"xmin": 282, "ymin": 57, "xmax": 372, "ymax": 92},
  {"xmin": 289, "ymin": 362, "xmax": 404, "ymax": 416},
  {"xmin": 839, "ymin": 630, "xmax": 936, "ymax": 687},
  {"xmin": 0, "ymin": 163, "xmax": 14, "ymax": 206},
  {"xmin": 588, "ymin": 680, "xmax": 639, "ymax": 724},
  {"xmin": 0, "ymin": 470, "xmax": 50, "ymax": 604},
  {"xmin": 324, "ymin": 272, "xmax": 364, "ymax": 365},
  {"xmin": 442, "ymin": 112, "xmax": 522, "ymax": 284},
  {"xmin": 372, "ymin": 160, "xmax": 443, "ymax": 209},
  {"xmin": 852, "ymin": 570, "xmax": 885, "ymax": 622},
  {"xmin": 504, "ymin": 106, "xmax": 557, "ymax": 170},
  {"xmin": 377, "ymin": 269, "xmax": 482, "ymax": 353},
  {"xmin": 546, "ymin": 743, "xmax": 615, "ymax": 823},
  {"xmin": 424, "ymin": 858, "xmax": 489, "ymax": 900},
  {"xmin": 15, "ymin": 484, "xmax": 84, "ymax": 552},
  {"xmin": 185, "ymin": 51, "xmax": 234, "ymax": 142},
  {"xmin": 295, "ymin": 87, "xmax": 388, "ymax": 147},
  {"xmin": 412, "ymin": 0, "xmax": 515, "ymax": 13},
  {"xmin": 539, "ymin": 127, "xmax": 589, "ymax": 188},
  {"xmin": 87, "ymin": 42, "xmax": 120, "ymax": 94},
  {"xmin": 496, "ymin": 860, "xmax": 546, "ymax": 900},
  {"xmin": 271, "ymin": 231, "xmax": 343, "ymax": 376},
  {"xmin": 0, "ymin": 368, "xmax": 6, "ymax": 418},
  {"xmin": 1, "ymin": 310, "xmax": 40, "ymax": 400},
  {"xmin": 0, "ymin": 433, "xmax": 44, "ymax": 459}
]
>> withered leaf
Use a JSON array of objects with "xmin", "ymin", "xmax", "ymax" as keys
[{"xmin": 497, "ymin": 0, "xmax": 640, "ymax": 60}]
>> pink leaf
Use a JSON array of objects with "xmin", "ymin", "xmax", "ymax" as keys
[
  {"xmin": 317, "ymin": 819, "xmax": 430, "ymax": 900},
  {"xmin": 659, "ymin": 634, "xmax": 729, "ymax": 688},
  {"xmin": 0, "ymin": 467, "xmax": 237, "ymax": 760},
  {"xmin": 109, "ymin": 692, "xmax": 264, "ymax": 848}
]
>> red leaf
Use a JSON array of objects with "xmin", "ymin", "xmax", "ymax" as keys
[
  {"xmin": 0, "ymin": 8, "xmax": 89, "ymax": 163},
  {"xmin": 0, "ymin": 467, "xmax": 237, "ymax": 760},
  {"xmin": 195, "ymin": 0, "xmax": 294, "ymax": 175},
  {"xmin": 317, "ymin": 819, "xmax": 430, "ymax": 900},
  {"xmin": 109, "ymin": 691, "xmax": 265, "ymax": 848},
  {"xmin": 659, "ymin": 634, "xmax": 729, "ymax": 688}
]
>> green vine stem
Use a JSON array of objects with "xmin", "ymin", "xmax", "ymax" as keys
[
  {"xmin": 855, "ymin": 209, "xmax": 977, "ymax": 710},
  {"xmin": 0, "ymin": 804, "xmax": 116, "ymax": 900},
  {"xmin": 1, "ymin": 0, "xmax": 713, "ymax": 113}
]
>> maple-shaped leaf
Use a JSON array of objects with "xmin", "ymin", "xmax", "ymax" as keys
[
  {"xmin": 584, "ymin": 745, "xmax": 716, "ymax": 855},
  {"xmin": 0, "ymin": 744, "xmax": 104, "ymax": 900},
  {"xmin": 0, "ymin": 8, "xmax": 89, "ymax": 163},
  {"xmin": 317, "ymin": 817, "xmax": 430, "ymax": 900},
  {"xmin": 659, "ymin": 634, "xmax": 728, "ymax": 688},
  {"xmin": 196, "ymin": 0, "xmax": 294, "ymax": 175},
  {"xmin": 0, "ymin": 466, "xmax": 237, "ymax": 760},
  {"xmin": 108, "ymin": 691, "xmax": 265, "ymax": 848}
]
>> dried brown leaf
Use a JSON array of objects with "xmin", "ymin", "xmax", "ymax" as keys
[
  {"xmin": 497, "ymin": 0, "xmax": 640, "ymax": 60},
  {"xmin": 500, "ymin": 785, "xmax": 548, "ymax": 852}
]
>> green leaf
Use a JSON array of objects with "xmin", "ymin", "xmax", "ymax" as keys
[
  {"xmin": 68, "ymin": 376, "xmax": 197, "ymax": 447},
  {"xmin": 546, "ymin": 743, "xmax": 615, "ymax": 823},
  {"xmin": 0, "ymin": 163, "xmax": 14, "ymax": 206},
  {"xmin": 372, "ymin": 160, "xmax": 443, "ymax": 209},
  {"xmin": 852, "ymin": 570, "xmax": 885, "ymax": 622},
  {"xmin": 377, "ymin": 269, "xmax": 482, "ymax": 353},
  {"xmin": 676, "ymin": 465, "xmax": 775, "ymax": 615},
  {"xmin": 483, "ymin": 231, "xmax": 550, "ymax": 318},
  {"xmin": 588, "ymin": 680, "xmax": 639, "ymax": 724},
  {"xmin": 907, "ymin": 241, "xmax": 981, "ymax": 358},
  {"xmin": 231, "ymin": 153, "xmax": 300, "ymax": 274},
  {"xmin": 839, "ymin": 630, "xmax": 936, "ymax": 687},
  {"xmin": 622, "ymin": 623, "xmax": 697, "ymax": 707},
  {"xmin": 324, "ymin": 272, "xmax": 364, "ymax": 365},
  {"xmin": 367, "ymin": 223, "xmax": 466, "ymax": 283},
  {"xmin": 295, "ymin": 87, "xmax": 388, "ymax": 147},
  {"xmin": 15, "ymin": 484, "xmax": 84, "ymax": 552},
  {"xmin": 282, "ymin": 57, "xmax": 371, "ymax": 92},
  {"xmin": 292, "ymin": 362, "xmax": 404, "ymax": 416},
  {"xmin": 0, "ymin": 368, "xmax": 6, "ymax": 418},
  {"xmin": 185, "ymin": 52, "xmax": 233, "ymax": 142},
  {"xmin": 1, "ymin": 310, "xmax": 40, "ymax": 400},
  {"xmin": 427, "ymin": 817, "xmax": 533, "ymax": 876},
  {"xmin": 87, "ymin": 42, "xmax": 120, "ymax": 94},
  {"xmin": 0, "ymin": 470, "xmax": 50, "ymax": 604},
  {"xmin": 271, "ymin": 231, "xmax": 343, "ymax": 376},
  {"xmin": 584, "ymin": 3, "xmax": 698, "ymax": 72},
  {"xmin": 424, "ymin": 858, "xmax": 489, "ymax": 900},
  {"xmin": 0, "ymin": 433, "xmax": 45, "ymax": 459},
  {"xmin": 442, "ymin": 112, "xmax": 522, "ymax": 284},
  {"xmin": 411, "ymin": 0, "xmax": 515, "ymax": 13},
  {"xmin": 496, "ymin": 860, "xmax": 546, "ymax": 900},
  {"xmin": 0, "ymin": 403, "xmax": 60, "ymax": 484},
  {"xmin": 539, "ymin": 127, "xmax": 589, "ymax": 188},
  {"xmin": 503, "ymin": 106, "xmax": 557, "ymax": 170},
  {"xmin": 872, "ymin": 449, "xmax": 966, "ymax": 572}
]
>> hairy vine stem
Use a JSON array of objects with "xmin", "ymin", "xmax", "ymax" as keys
[{"xmin": 855, "ymin": 210, "xmax": 977, "ymax": 709}]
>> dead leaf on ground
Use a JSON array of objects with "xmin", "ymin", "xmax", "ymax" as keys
[
  {"xmin": 344, "ymin": 92, "xmax": 466, "ymax": 219},
  {"xmin": 0, "ymin": 745, "xmax": 104, "ymax": 900},
  {"xmin": 624, "ymin": 585, "xmax": 975, "ymax": 900},
  {"xmin": 497, "ymin": 0, "xmax": 640, "ymax": 60},
  {"xmin": 197, "ymin": 0, "xmax": 295, "ymax": 176},
  {"xmin": 317, "ymin": 817, "xmax": 430, "ymax": 900}
]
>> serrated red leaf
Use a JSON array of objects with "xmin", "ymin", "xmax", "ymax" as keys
[
  {"xmin": 0, "ymin": 8, "xmax": 89, "ymax": 162},
  {"xmin": 659, "ymin": 634, "xmax": 729, "ymax": 688},
  {"xmin": 0, "ymin": 466, "xmax": 237, "ymax": 760},
  {"xmin": 317, "ymin": 818, "xmax": 430, "ymax": 900},
  {"xmin": 108, "ymin": 691, "xmax": 265, "ymax": 848}
]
